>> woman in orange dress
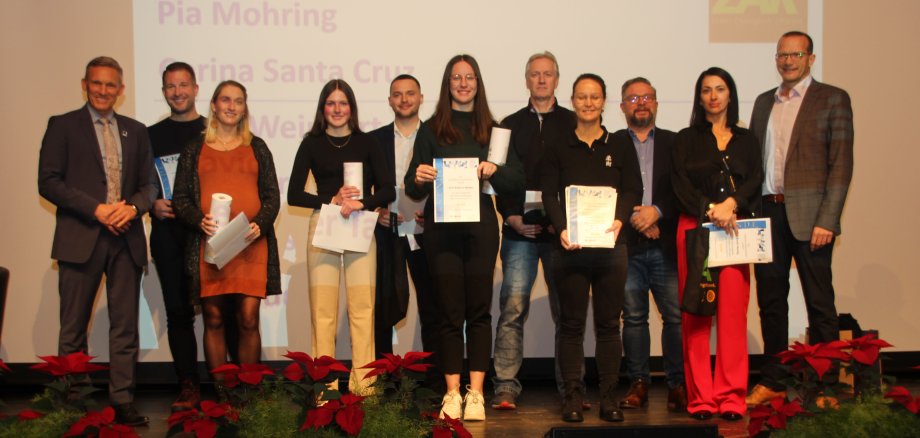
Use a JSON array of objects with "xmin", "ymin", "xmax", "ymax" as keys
[{"xmin": 173, "ymin": 80, "xmax": 280, "ymax": 380}]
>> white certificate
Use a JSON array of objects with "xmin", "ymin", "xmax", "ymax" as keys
[
  {"xmin": 207, "ymin": 212, "xmax": 252, "ymax": 270},
  {"xmin": 154, "ymin": 153, "xmax": 180, "ymax": 200},
  {"xmin": 343, "ymin": 162, "xmax": 363, "ymax": 199},
  {"xmin": 433, "ymin": 157, "xmax": 480, "ymax": 223},
  {"xmin": 482, "ymin": 127, "xmax": 511, "ymax": 195},
  {"xmin": 704, "ymin": 218, "xmax": 773, "ymax": 267},
  {"xmin": 311, "ymin": 204, "xmax": 379, "ymax": 253},
  {"xmin": 392, "ymin": 187, "xmax": 426, "ymax": 236},
  {"xmin": 565, "ymin": 185, "xmax": 618, "ymax": 248}
]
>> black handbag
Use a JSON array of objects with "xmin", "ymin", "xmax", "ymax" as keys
[{"xmin": 681, "ymin": 205, "xmax": 719, "ymax": 316}]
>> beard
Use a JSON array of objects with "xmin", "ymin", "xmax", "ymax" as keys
[{"xmin": 629, "ymin": 113, "xmax": 655, "ymax": 129}]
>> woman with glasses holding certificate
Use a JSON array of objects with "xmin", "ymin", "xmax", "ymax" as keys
[
  {"xmin": 541, "ymin": 73, "xmax": 642, "ymax": 423},
  {"xmin": 671, "ymin": 67, "xmax": 763, "ymax": 421},
  {"xmin": 287, "ymin": 79, "xmax": 395, "ymax": 394},
  {"xmin": 172, "ymin": 80, "xmax": 281, "ymax": 388},
  {"xmin": 406, "ymin": 54, "xmax": 523, "ymax": 422}
]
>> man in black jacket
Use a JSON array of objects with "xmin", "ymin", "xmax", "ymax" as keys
[
  {"xmin": 492, "ymin": 52, "xmax": 577, "ymax": 409},
  {"xmin": 615, "ymin": 77, "xmax": 686, "ymax": 412}
]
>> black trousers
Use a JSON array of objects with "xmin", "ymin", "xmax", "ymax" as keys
[
  {"xmin": 754, "ymin": 201, "xmax": 838, "ymax": 389},
  {"xmin": 424, "ymin": 218, "xmax": 499, "ymax": 374},
  {"xmin": 374, "ymin": 231, "xmax": 440, "ymax": 362},
  {"xmin": 558, "ymin": 245, "xmax": 627, "ymax": 391},
  {"xmin": 150, "ymin": 221, "xmax": 199, "ymax": 383}
]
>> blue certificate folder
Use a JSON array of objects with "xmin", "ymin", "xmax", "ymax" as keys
[{"xmin": 154, "ymin": 153, "xmax": 180, "ymax": 199}]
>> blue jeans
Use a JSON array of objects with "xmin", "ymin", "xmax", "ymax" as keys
[
  {"xmin": 622, "ymin": 245, "xmax": 684, "ymax": 388},
  {"xmin": 493, "ymin": 237, "xmax": 581, "ymax": 397}
]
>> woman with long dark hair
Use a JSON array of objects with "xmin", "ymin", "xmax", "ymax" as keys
[
  {"xmin": 671, "ymin": 67, "xmax": 763, "ymax": 421},
  {"xmin": 541, "ymin": 73, "xmax": 642, "ymax": 423},
  {"xmin": 406, "ymin": 54, "xmax": 523, "ymax": 421},
  {"xmin": 288, "ymin": 79, "xmax": 394, "ymax": 394},
  {"xmin": 172, "ymin": 80, "xmax": 281, "ymax": 386}
]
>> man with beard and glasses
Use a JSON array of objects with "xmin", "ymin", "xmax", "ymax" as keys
[
  {"xmin": 613, "ymin": 77, "xmax": 686, "ymax": 413},
  {"xmin": 147, "ymin": 62, "xmax": 238, "ymax": 411}
]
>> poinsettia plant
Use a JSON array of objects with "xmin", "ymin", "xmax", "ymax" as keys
[
  {"xmin": 30, "ymin": 352, "xmax": 108, "ymax": 412},
  {"xmin": 748, "ymin": 396, "xmax": 810, "ymax": 437},
  {"xmin": 361, "ymin": 352, "xmax": 439, "ymax": 416},
  {"xmin": 299, "ymin": 393, "xmax": 366, "ymax": 436},
  {"xmin": 844, "ymin": 334, "xmax": 894, "ymax": 395},
  {"xmin": 63, "ymin": 406, "xmax": 138, "ymax": 438},
  {"xmin": 776, "ymin": 340, "xmax": 851, "ymax": 406},
  {"xmin": 280, "ymin": 351, "xmax": 350, "ymax": 409},
  {"xmin": 167, "ymin": 400, "xmax": 239, "ymax": 438},
  {"xmin": 209, "ymin": 363, "xmax": 275, "ymax": 406},
  {"xmin": 423, "ymin": 412, "xmax": 472, "ymax": 438}
]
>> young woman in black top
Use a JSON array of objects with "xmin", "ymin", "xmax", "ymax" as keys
[
  {"xmin": 287, "ymin": 79, "xmax": 395, "ymax": 394},
  {"xmin": 541, "ymin": 74, "xmax": 642, "ymax": 423},
  {"xmin": 406, "ymin": 54, "xmax": 523, "ymax": 421},
  {"xmin": 671, "ymin": 67, "xmax": 763, "ymax": 421}
]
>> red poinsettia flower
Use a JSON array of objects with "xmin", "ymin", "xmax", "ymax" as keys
[
  {"xmin": 31, "ymin": 352, "xmax": 109, "ymax": 377},
  {"xmin": 284, "ymin": 351, "xmax": 350, "ymax": 382},
  {"xmin": 237, "ymin": 363, "xmax": 275, "ymax": 385},
  {"xmin": 885, "ymin": 386, "xmax": 920, "ymax": 414},
  {"xmin": 424, "ymin": 412, "xmax": 472, "ymax": 438},
  {"xmin": 748, "ymin": 396, "xmax": 807, "ymax": 436},
  {"xmin": 0, "ymin": 358, "xmax": 11, "ymax": 373},
  {"xmin": 777, "ymin": 340, "xmax": 850, "ymax": 379},
  {"xmin": 336, "ymin": 397, "xmax": 366, "ymax": 436},
  {"xmin": 301, "ymin": 399, "xmax": 340, "ymax": 431},
  {"xmin": 283, "ymin": 362, "xmax": 304, "ymax": 381},
  {"xmin": 167, "ymin": 400, "xmax": 237, "ymax": 438},
  {"xmin": 848, "ymin": 334, "xmax": 894, "ymax": 365},
  {"xmin": 64, "ymin": 407, "xmax": 139, "ymax": 437},
  {"xmin": 209, "ymin": 364, "xmax": 241, "ymax": 388},
  {"xmin": 200, "ymin": 400, "xmax": 238, "ymax": 422},
  {"xmin": 361, "ymin": 352, "xmax": 433, "ymax": 379},
  {"xmin": 17, "ymin": 409, "xmax": 44, "ymax": 422}
]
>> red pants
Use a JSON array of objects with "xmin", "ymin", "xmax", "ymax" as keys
[{"xmin": 677, "ymin": 214, "xmax": 750, "ymax": 415}]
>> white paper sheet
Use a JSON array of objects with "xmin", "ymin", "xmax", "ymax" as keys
[
  {"xmin": 704, "ymin": 218, "xmax": 773, "ymax": 267},
  {"xmin": 311, "ymin": 204, "xmax": 379, "ymax": 253},
  {"xmin": 392, "ymin": 187, "xmax": 426, "ymax": 236},
  {"xmin": 207, "ymin": 212, "xmax": 252, "ymax": 269},
  {"xmin": 433, "ymin": 157, "xmax": 480, "ymax": 223},
  {"xmin": 565, "ymin": 185, "xmax": 618, "ymax": 248}
]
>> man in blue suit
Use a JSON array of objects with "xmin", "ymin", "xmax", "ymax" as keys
[{"xmin": 38, "ymin": 56, "xmax": 156, "ymax": 426}]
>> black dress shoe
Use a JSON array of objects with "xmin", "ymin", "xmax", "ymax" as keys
[
  {"xmin": 112, "ymin": 403, "xmax": 149, "ymax": 426},
  {"xmin": 691, "ymin": 410, "xmax": 713, "ymax": 420},
  {"xmin": 721, "ymin": 411, "xmax": 744, "ymax": 421},
  {"xmin": 561, "ymin": 387, "xmax": 585, "ymax": 423},
  {"xmin": 562, "ymin": 409, "xmax": 584, "ymax": 422},
  {"xmin": 599, "ymin": 406, "xmax": 625, "ymax": 422}
]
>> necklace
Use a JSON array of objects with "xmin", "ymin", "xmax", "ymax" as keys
[
  {"xmin": 216, "ymin": 135, "xmax": 239, "ymax": 150},
  {"xmin": 326, "ymin": 133, "xmax": 352, "ymax": 148}
]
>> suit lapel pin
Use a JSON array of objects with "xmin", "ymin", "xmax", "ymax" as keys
[{"xmin": 121, "ymin": 130, "xmax": 128, "ymax": 138}]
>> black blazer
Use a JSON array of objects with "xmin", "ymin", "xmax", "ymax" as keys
[
  {"xmin": 38, "ymin": 105, "xmax": 156, "ymax": 267},
  {"xmin": 612, "ymin": 128, "xmax": 679, "ymax": 260}
]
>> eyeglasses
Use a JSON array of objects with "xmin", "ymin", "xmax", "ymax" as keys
[
  {"xmin": 623, "ymin": 94, "xmax": 656, "ymax": 104},
  {"xmin": 775, "ymin": 51, "xmax": 810, "ymax": 61},
  {"xmin": 450, "ymin": 74, "xmax": 477, "ymax": 83}
]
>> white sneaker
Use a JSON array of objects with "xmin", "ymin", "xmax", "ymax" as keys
[
  {"xmin": 463, "ymin": 386, "xmax": 486, "ymax": 421},
  {"xmin": 439, "ymin": 390, "xmax": 463, "ymax": 420}
]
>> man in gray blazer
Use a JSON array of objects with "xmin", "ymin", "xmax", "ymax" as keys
[
  {"xmin": 746, "ymin": 31, "xmax": 854, "ymax": 405},
  {"xmin": 38, "ymin": 56, "xmax": 156, "ymax": 425}
]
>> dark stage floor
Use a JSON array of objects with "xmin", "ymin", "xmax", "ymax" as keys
[{"xmin": 3, "ymin": 378, "xmax": 919, "ymax": 437}]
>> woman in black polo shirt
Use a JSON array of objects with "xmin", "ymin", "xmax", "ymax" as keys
[{"xmin": 541, "ymin": 73, "xmax": 642, "ymax": 423}]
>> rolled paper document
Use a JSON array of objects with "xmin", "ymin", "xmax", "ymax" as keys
[
  {"xmin": 343, "ymin": 162, "xmax": 363, "ymax": 199},
  {"xmin": 483, "ymin": 127, "xmax": 512, "ymax": 195},
  {"xmin": 205, "ymin": 193, "xmax": 232, "ymax": 263},
  {"xmin": 210, "ymin": 193, "xmax": 233, "ymax": 229},
  {"xmin": 487, "ymin": 127, "xmax": 511, "ymax": 165}
]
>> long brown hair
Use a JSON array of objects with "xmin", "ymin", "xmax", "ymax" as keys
[{"xmin": 430, "ymin": 54, "xmax": 494, "ymax": 146}]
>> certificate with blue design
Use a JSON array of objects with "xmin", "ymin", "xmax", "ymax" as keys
[
  {"xmin": 433, "ymin": 157, "xmax": 479, "ymax": 223},
  {"xmin": 703, "ymin": 218, "xmax": 773, "ymax": 267},
  {"xmin": 565, "ymin": 185, "xmax": 618, "ymax": 248},
  {"xmin": 154, "ymin": 153, "xmax": 180, "ymax": 199}
]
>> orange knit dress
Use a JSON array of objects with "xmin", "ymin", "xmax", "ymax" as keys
[{"xmin": 197, "ymin": 144, "xmax": 268, "ymax": 298}]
